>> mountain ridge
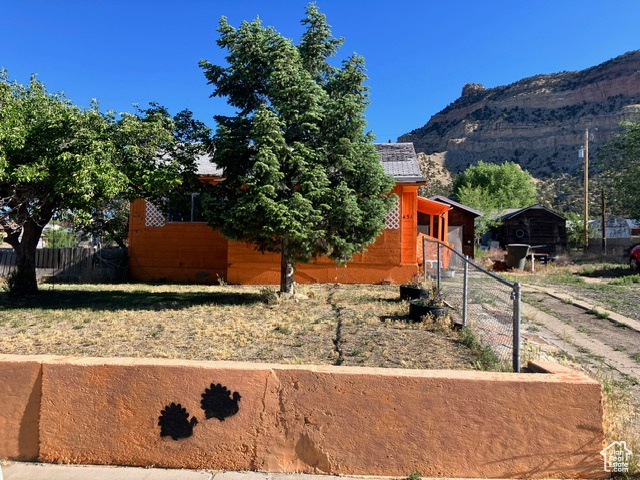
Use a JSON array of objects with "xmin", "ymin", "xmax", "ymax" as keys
[{"xmin": 399, "ymin": 50, "xmax": 640, "ymax": 177}]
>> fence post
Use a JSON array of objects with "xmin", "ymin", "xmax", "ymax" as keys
[
  {"xmin": 512, "ymin": 282, "xmax": 522, "ymax": 373},
  {"xmin": 462, "ymin": 255, "xmax": 469, "ymax": 327},
  {"xmin": 422, "ymin": 236, "xmax": 427, "ymax": 283},
  {"xmin": 436, "ymin": 241, "xmax": 441, "ymax": 294}
]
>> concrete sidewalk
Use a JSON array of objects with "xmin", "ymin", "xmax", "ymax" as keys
[{"xmin": 0, "ymin": 462, "xmax": 508, "ymax": 480}]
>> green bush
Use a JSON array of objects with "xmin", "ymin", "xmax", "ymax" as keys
[{"xmin": 43, "ymin": 228, "xmax": 77, "ymax": 248}]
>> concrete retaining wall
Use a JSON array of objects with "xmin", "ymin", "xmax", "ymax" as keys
[{"xmin": 0, "ymin": 355, "xmax": 604, "ymax": 478}]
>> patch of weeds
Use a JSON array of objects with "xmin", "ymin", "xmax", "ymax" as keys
[
  {"xmin": 10, "ymin": 319, "xmax": 23, "ymax": 328},
  {"xmin": 632, "ymin": 353, "xmax": 640, "ymax": 364},
  {"xmin": 273, "ymin": 325, "xmax": 292, "ymax": 335},
  {"xmin": 597, "ymin": 372, "xmax": 640, "ymax": 477},
  {"xmin": 580, "ymin": 265, "xmax": 596, "ymax": 276},
  {"xmin": 613, "ymin": 345, "xmax": 627, "ymax": 352},
  {"xmin": 350, "ymin": 348, "xmax": 363, "ymax": 356},
  {"xmin": 548, "ymin": 270, "xmax": 586, "ymax": 286},
  {"xmin": 72, "ymin": 324, "xmax": 83, "ymax": 330},
  {"xmin": 459, "ymin": 327, "xmax": 503, "ymax": 371},
  {"xmin": 521, "ymin": 342, "xmax": 542, "ymax": 364},
  {"xmin": 551, "ymin": 350, "xmax": 576, "ymax": 363},
  {"xmin": 577, "ymin": 346, "xmax": 591, "ymax": 355},
  {"xmin": 561, "ymin": 297, "xmax": 574, "ymax": 305},
  {"xmin": 149, "ymin": 324, "xmax": 165, "ymax": 339},
  {"xmin": 587, "ymin": 307, "xmax": 610, "ymax": 319},
  {"xmin": 610, "ymin": 274, "xmax": 640, "ymax": 286},
  {"xmin": 558, "ymin": 330, "xmax": 573, "ymax": 344},
  {"xmin": 259, "ymin": 287, "xmax": 279, "ymax": 306},
  {"xmin": 527, "ymin": 325, "xmax": 540, "ymax": 333},
  {"xmin": 577, "ymin": 325, "xmax": 591, "ymax": 335},
  {"xmin": 407, "ymin": 472, "xmax": 422, "ymax": 480}
]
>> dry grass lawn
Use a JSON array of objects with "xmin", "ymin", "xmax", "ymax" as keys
[{"xmin": 0, "ymin": 283, "xmax": 475, "ymax": 369}]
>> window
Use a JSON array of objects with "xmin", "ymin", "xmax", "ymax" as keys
[{"xmin": 167, "ymin": 193, "xmax": 205, "ymax": 222}]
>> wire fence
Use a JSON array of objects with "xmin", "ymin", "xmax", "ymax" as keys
[{"xmin": 421, "ymin": 236, "xmax": 521, "ymax": 372}]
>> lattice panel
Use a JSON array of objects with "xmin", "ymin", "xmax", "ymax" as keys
[
  {"xmin": 385, "ymin": 198, "xmax": 400, "ymax": 229},
  {"xmin": 145, "ymin": 202, "xmax": 165, "ymax": 227}
]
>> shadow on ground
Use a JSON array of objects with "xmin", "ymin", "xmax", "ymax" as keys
[
  {"xmin": 579, "ymin": 264, "xmax": 637, "ymax": 279},
  {"xmin": 0, "ymin": 289, "xmax": 263, "ymax": 311}
]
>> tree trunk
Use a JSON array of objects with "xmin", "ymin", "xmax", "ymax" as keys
[
  {"xmin": 280, "ymin": 238, "xmax": 295, "ymax": 295},
  {"xmin": 9, "ymin": 220, "xmax": 45, "ymax": 296}
]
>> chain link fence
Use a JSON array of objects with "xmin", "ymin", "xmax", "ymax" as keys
[{"xmin": 421, "ymin": 236, "xmax": 521, "ymax": 372}]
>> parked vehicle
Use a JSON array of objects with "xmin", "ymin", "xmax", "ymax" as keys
[{"xmin": 629, "ymin": 244, "xmax": 640, "ymax": 271}]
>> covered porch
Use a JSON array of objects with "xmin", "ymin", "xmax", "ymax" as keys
[{"xmin": 415, "ymin": 196, "xmax": 453, "ymax": 267}]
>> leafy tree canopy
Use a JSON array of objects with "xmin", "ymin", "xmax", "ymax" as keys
[
  {"xmin": 0, "ymin": 72, "xmax": 209, "ymax": 295},
  {"xmin": 601, "ymin": 120, "xmax": 640, "ymax": 220},
  {"xmin": 199, "ymin": 4, "xmax": 395, "ymax": 293},
  {"xmin": 452, "ymin": 161, "xmax": 538, "ymax": 212}
]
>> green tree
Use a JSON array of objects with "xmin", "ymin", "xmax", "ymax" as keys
[
  {"xmin": 0, "ymin": 73, "xmax": 208, "ymax": 295},
  {"xmin": 42, "ymin": 227, "xmax": 78, "ymax": 248},
  {"xmin": 452, "ymin": 161, "xmax": 538, "ymax": 212},
  {"xmin": 601, "ymin": 120, "xmax": 640, "ymax": 219},
  {"xmin": 199, "ymin": 5, "xmax": 395, "ymax": 294}
]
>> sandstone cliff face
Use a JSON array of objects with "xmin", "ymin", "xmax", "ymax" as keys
[{"xmin": 399, "ymin": 50, "xmax": 640, "ymax": 177}]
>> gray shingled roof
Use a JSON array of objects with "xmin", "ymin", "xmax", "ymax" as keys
[
  {"xmin": 195, "ymin": 152, "xmax": 223, "ymax": 176},
  {"xmin": 374, "ymin": 143, "xmax": 425, "ymax": 183},
  {"xmin": 196, "ymin": 142, "xmax": 425, "ymax": 183}
]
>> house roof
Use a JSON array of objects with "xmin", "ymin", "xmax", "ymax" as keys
[
  {"xmin": 429, "ymin": 195, "xmax": 483, "ymax": 217},
  {"xmin": 195, "ymin": 152, "xmax": 223, "ymax": 176},
  {"xmin": 500, "ymin": 204, "xmax": 566, "ymax": 222},
  {"xmin": 417, "ymin": 196, "xmax": 451, "ymax": 215},
  {"xmin": 195, "ymin": 142, "xmax": 426, "ymax": 184},
  {"xmin": 374, "ymin": 143, "xmax": 425, "ymax": 184}
]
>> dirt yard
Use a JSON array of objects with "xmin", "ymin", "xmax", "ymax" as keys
[
  {"xmin": 506, "ymin": 262, "xmax": 640, "ymax": 398},
  {"xmin": 0, "ymin": 283, "xmax": 475, "ymax": 370}
]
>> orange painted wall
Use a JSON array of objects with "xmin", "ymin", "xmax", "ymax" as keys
[
  {"xmin": 129, "ymin": 185, "xmax": 420, "ymax": 285},
  {"xmin": 0, "ymin": 354, "xmax": 605, "ymax": 478},
  {"xmin": 226, "ymin": 185, "xmax": 417, "ymax": 284},
  {"xmin": 128, "ymin": 199, "xmax": 228, "ymax": 283},
  {"xmin": 401, "ymin": 186, "xmax": 418, "ymax": 264}
]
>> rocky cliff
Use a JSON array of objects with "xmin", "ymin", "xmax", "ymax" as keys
[{"xmin": 399, "ymin": 50, "xmax": 640, "ymax": 177}]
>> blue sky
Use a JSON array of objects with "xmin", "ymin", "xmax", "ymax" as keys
[{"xmin": 2, "ymin": 1, "xmax": 639, "ymax": 142}]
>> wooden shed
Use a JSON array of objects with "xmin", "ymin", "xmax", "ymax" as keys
[
  {"xmin": 428, "ymin": 195, "xmax": 482, "ymax": 259},
  {"xmin": 128, "ymin": 143, "xmax": 452, "ymax": 285},
  {"xmin": 491, "ymin": 204, "xmax": 567, "ymax": 255}
]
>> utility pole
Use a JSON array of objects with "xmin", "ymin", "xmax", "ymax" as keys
[
  {"xmin": 601, "ymin": 189, "xmax": 607, "ymax": 255},
  {"xmin": 583, "ymin": 128, "xmax": 589, "ymax": 252}
]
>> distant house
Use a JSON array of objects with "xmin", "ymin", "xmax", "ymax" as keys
[
  {"xmin": 128, "ymin": 143, "xmax": 453, "ymax": 285},
  {"xmin": 490, "ymin": 204, "xmax": 567, "ymax": 255},
  {"xmin": 589, "ymin": 216, "xmax": 631, "ymax": 239},
  {"xmin": 428, "ymin": 195, "xmax": 483, "ymax": 259}
]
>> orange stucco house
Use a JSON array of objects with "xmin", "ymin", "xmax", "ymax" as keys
[{"xmin": 128, "ymin": 143, "xmax": 451, "ymax": 285}]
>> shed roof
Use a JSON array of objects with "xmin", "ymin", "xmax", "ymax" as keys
[
  {"xmin": 429, "ymin": 195, "xmax": 483, "ymax": 217},
  {"xmin": 500, "ymin": 204, "xmax": 566, "ymax": 222},
  {"xmin": 195, "ymin": 142, "xmax": 426, "ymax": 184},
  {"xmin": 374, "ymin": 143, "xmax": 425, "ymax": 184}
]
